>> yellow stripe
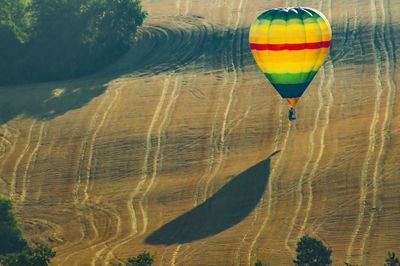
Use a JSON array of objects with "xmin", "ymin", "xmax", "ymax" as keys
[
  {"xmin": 252, "ymin": 48, "xmax": 329, "ymax": 74},
  {"xmin": 249, "ymin": 18, "xmax": 331, "ymax": 44},
  {"xmin": 253, "ymin": 48, "xmax": 327, "ymax": 61},
  {"xmin": 316, "ymin": 17, "xmax": 332, "ymax": 41},
  {"xmin": 312, "ymin": 47, "xmax": 330, "ymax": 71}
]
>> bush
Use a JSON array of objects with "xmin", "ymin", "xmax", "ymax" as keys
[
  {"xmin": 0, "ymin": 195, "xmax": 28, "ymax": 255},
  {"xmin": 0, "ymin": 244, "xmax": 56, "ymax": 266},
  {"xmin": 385, "ymin": 252, "xmax": 400, "ymax": 266},
  {"xmin": 294, "ymin": 236, "xmax": 332, "ymax": 266},
  {"xmin": 127, "ymin": 251, "xmax": 154, "ymax": 266},
  {"xmin": 0, "ymin": 195, "xmax": 56, "ymax": 266},
  {"xmin": 255, "ymin": 259, "xmax": 266, "ymax": 266}
]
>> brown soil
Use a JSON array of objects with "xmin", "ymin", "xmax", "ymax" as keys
[{"xmin": 0, "ymin": 0, "xmax": 400, "ymax": 265}]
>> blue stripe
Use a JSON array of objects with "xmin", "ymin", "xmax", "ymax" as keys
[{"xmin": 270, "ymin": 83, "xmax": 309, "ymax": 98}]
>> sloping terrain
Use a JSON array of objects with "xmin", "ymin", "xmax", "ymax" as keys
[{"xmin": 0, "ymin": 0, "xmax": 399, "ymax": 265}]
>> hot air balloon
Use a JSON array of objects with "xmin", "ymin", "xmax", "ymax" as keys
[{"xmin": 249, "ymin": 7, "xmax": 332, "ymax": 120}]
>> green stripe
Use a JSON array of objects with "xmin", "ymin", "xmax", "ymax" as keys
[
  {"xmin": 256, "ymin": 8, "xmax": 323, "ymax": 23},
  {"xmin": 303, "ymin": 8, "xmax": 322, "ymax": 19},
  {"xmin": 264, "ymin": 71, "xmax": 318, "ymax": 84},
  {"xmin": 257, "ymin": 10, "xmax": 275, "ymax": 21}
]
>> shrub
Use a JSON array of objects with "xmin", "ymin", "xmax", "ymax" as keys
[
  {"xmin": 293, "ymin": 235, "xmax": 332, "ymax": 266},
  {"xmin": 385, "ymin": 252, "xmax": 400, "ymax": 266},
  {"xmin": 127, "ymin": 251, "xmax": 154, "ymax": 266},
  {"xmin": 0, "ymin": 195, "xmax": 28, "ymax": 255}
]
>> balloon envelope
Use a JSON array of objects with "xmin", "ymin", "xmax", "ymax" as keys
[{"xmin": 249, "ymin": 7, "xmax": 332, "ymax": 106}]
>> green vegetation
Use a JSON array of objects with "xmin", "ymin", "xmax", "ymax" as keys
[
  {"xmin": 293, "ymin": 236, "xmax": 332, "ymax": 266},
  {"xmin": 0, "ymin": 0, "xmax": 147, "ymax": 85},
  {"xmin": 385, "ymin": 252, "xmax": 400, "ymax": 266},
  {"xmin": 0, "ymin": 195, "xmax": 28, "ymax": 255},
  {"xmin": 0, "ymin": 195, "xmax": 56, "ymax": 265},
  {"xmin": 0, "ymin": 245, "xmax": 56, "ymax": 266},
  {"xmin": 254, "ymin": 259, "xmax": 267, "ymax": 266},
  {"xmin": 0, "ymin": 196, "xmax": 398, "ymax": 266},
  {"xmin": 127, "ymin": 251, "xmax": 154, "ymax": 266}
]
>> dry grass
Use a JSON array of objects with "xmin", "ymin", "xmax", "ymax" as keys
[{"xmin": 0, "ymin": 0, "xmax": 399, "ymax": 265}]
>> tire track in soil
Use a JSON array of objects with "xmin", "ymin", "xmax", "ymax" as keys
[
  {"xmin": 192, "ymin": 72, "xmax": 228, "ymax": 208},
  {"xmin": 170, "ymin": 244, "xmax": 182, "ymax": 266},
  {"xmin": 346, "ymin": 0, "xmax": 382, "ymax": 262},
  {"xmin": 184, "ymin": 0, "xmax": 191, "ymax": 17},
  {"xmin": 174, "ymin": 0, "xmax": 247, "ymax": 263},
  {"xmin": 248, "ymin": 120, "xmax": 293, "ymax": 265},
  {"xmin": 104, "ymin": 75, "xmax": 171, "ymax": 264},
  {"xmin": 202, "ymin": 0, "xmax": 245, "ymax": 204},
  {"xmin": 91, "ymin": 206, "xmax": 122, "ymax": 266},
  {"xmin": 176, "ymin": 0, "xmax": 181, "ymax": 15},
  {"xmin": 234, "ymin": 104, "xmax": 283, "ymax": 265},
  {"xmin": 10, "ymin": 121, "xmax": 35, "ymax": 200},
  {"xmin": 298, "ymin": 60, "xmax": 335, "ymax": 240},
  {"xmin": 73, "ymin": 83, "xmax": 125, "ymax": 266},
  {"xmin": 142, "ymin": 22, "xmax": 199, "ymax": 266},
  {"xmin": 61, "ymin": 84, "xmax": 122, "ymax": 265},
  {"xmin": 140, "ymin": 75, "xmax": 182, "ymax": 236},
  {"xmin": 173, "ymin": 0, "xmax": 233, "ymax": 259},
  {"xmin": 0, "ymin": 125, "xmax": 13, "ymax": 160},
  {"xmin": 0, "ymin": 125, "xmax": 19, "ymax": 189},
  {"xmin": 82, "ymin": 86, "xmax": 122, "ymax": 204},
  {"xmin": 73, "ymin": 95, "xmax": 108, "ymax": 204},
  {"xmin": 284, "ymin": 67, "xmax": 326, "ymax": 256},
  {"xmin": 20, "ymin": 122, "xmax": 46, "ymax": 203},
  {"xmin": 360, "ymin": 0, "xmax": 396, "ymax": 264},
  {"xmin": 61, "ymin": 204, "xmax": 121, "ymax": 265}
]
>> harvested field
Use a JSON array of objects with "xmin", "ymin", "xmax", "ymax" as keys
[{"xmin": 0, "ymin": 0, "xmax": 400, "ymax": 265}]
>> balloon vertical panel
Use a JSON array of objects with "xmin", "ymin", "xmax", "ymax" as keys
[{"xmin": 249, "ymin": 7, "xmax": 332, "ymax": 106}]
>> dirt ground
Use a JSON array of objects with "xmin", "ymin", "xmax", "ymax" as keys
[{"xmin": 0, "ymin": 0, "xmax": 400, "ymax": 265}]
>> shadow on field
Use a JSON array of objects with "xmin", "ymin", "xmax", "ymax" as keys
[
  {"xmin": 0, "ymin": 19, "xmax": 252, "ymax": 125},
  {"xmin": 145, "ymin": 151, "xmax": 280, "ymax": 245},
  {"xmin": 0, "ymin": 78, "xmax": 107, "ymax": 124}
]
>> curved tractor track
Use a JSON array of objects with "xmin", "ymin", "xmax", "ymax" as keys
[{"xmin": 0, "ymin": 0, "xmax": 399, "ymax": 265}]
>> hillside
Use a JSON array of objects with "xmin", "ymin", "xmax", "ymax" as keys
[{"xmin": 0, "ymin": 0, "xmax": 399, "ymax": 265}]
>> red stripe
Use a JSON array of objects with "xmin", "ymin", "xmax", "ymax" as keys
[{"xmin": 249, "ymin": 40, "xmax": 331, "ymax": 51}]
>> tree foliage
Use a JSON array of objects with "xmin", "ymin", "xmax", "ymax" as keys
[
  {"xmin": 254, "ymin": 259, "xmax": 267, "ymax": 266},
  {"xmin": 0, "ymin": 0, "xmax": 147, "ymax": 85},
  {"xmin": 0, "ymin": 245, "xmax": 56, "ymax": 266},
  {"xmin": 0, "ymin": 195, "xmax": 28, "ymax": 256},
  {"xmin": 127, "ymin": 251, "xmax": 154, "ymax": 266},
  {"xmin": 385, "ymin": 252, "xmax": 400, "ymax": 266},
  {"xmin": 0, "ymin": 195, "xmax": 56, "ymax": 266},
  {"xmin": 294, "ymin": 236, "xmax": 332, "ymax": 266},
  {"xmin": 0, "ymin": 0, "xmax": 30, "ymax": 42}
]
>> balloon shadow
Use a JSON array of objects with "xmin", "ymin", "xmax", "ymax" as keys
[{"xmin": 145, "ymin": 151, "xmax": 280, "ymax": 245}]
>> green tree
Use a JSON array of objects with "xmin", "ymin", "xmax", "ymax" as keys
[
  {"xmin": 0, "ymin": 0, "xmax": 147, "ymax": 85},
  {"xmin": 255, "ymin": 259, "xmax": 267, "ymax": 266},
  {"xmin": 385, "ymin": 252, "xmax": 400, "ymax": 266},
  {"xmin": 0, "ymin": 0, "xmax": 31, "ymax": 42},
  {"xmin": 28, "ymin": 0, "xmax": 147, "ymax": 78},
  {"xmin": 293, "ymin": 236, "xmax": 332, "ymax": 266},
  {"xmin": 0, "ymin": 195, "xmax": 28, "ymax": 255},
  {"xmin": 0, "ymin": 245, "xmax": 56, "ymax": 266},
  {"xmin": 0, "ymin": 195, "xmax": 56, "ymax": 266},
  {"xmin": 127, "ymin": 251, "xmax": 154, "ymax": 266}
]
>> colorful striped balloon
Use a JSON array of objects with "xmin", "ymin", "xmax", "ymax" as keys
[{"xmin": 249, "ymin": 7, "xmax": 332, "ymax": 107}]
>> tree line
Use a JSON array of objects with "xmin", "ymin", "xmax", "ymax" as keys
[
  {"xmin": 0, "ymin": 0, "xmax": 147, "ymax": 85},
  {"xmin": 256, "ymin": 235, "xmax": 400, "ymax": 266},
  {"xmin": 1, "ymin": 194, "xmax": 398, "ymax": 265}
]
